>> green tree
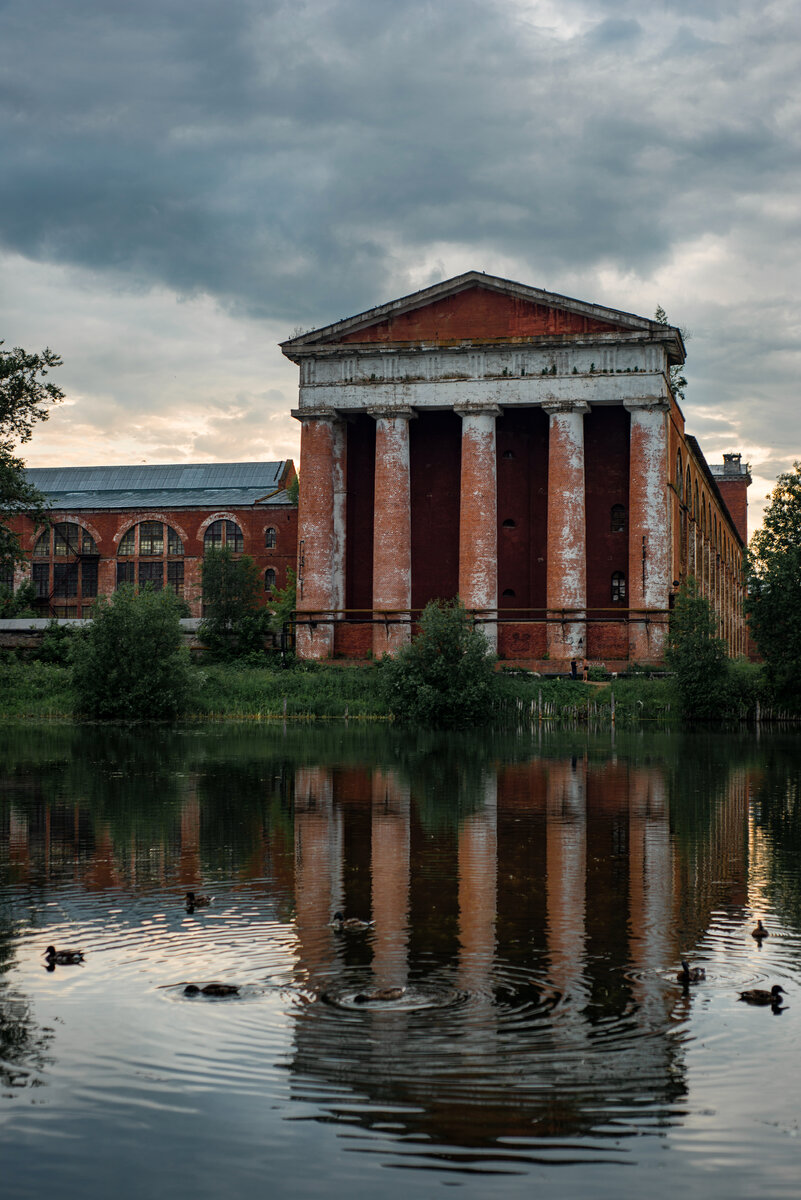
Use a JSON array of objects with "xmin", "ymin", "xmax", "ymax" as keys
[
  {"xmin": 200, "ymin": 546, "xmax": 267, "ymax": 658},
  {"xmin": 1, "ymin": 344, "xmax": 64, "ymax": 571},
  {"xmin": 666, "ymin": 578, "xmax": 728, "ymax": 719},
  {"xmin": 379, "ymin": 598, "xmax": 497, "ymax": 728},
  {"xmin": 70, "ymin": 585, "xmax": 193, "ymax": 719},
  {"xmin": 0, "ymin": 578, "xmax": 37, "ymax": 617},
  {"xmin": 747, "ymin": 463, "xmax": 801, "ymax": 704},
  {"xmin": 654, "ymin": 305, "xmax": 688, "ymax": 404}
]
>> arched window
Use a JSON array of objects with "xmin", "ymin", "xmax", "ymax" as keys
[
  {"xmin": 502, "ymin": 588, "xmax": 516, "ymax": 597},
  {"xmin": 611, "ymin": 504, "xmax": 626, "ymax": 533},
  {"xmin": 686, "ymin": 467, "xmax": 691, "ymax": 508},
  {"xmin": 204, "ymin": 519, "xmax": 244, "ymax": 553},
  {"xmin": 29, "ymin": 522, "xmax": 100, "ymax": 616},
  {"xmin": 675, "ymin": 450, "xmax": 683, "ymax": 501},
  {"xmin": 116, "ymin": 522, "xmax": 185, "ymax": 596},
  {"xmin": 264, "ymin": 568, "xmax": 277, "ymax": 591},
  {"xmin": 265, "ymin": 526, "xmax": 277, "ymax": 549},
  {"xmin": 694, "ymin": 481, "xmax": 700, "ymax": 522},
  {"xmin": 611, "ymin": 571, "xmax": 626, "ymax": 602},
  {"xmin": 502, "ymin": 518, "xmax": 516, "ymax": 528}
]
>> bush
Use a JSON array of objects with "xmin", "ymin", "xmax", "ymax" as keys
[
  {"xmin": 379, "ymin": 598, "xmax": 497, "ymax": 728},
  {"xmin": 666, "ymin": 578, "xmax": 728, "ymax": 719},
  {"xmin": 70, "ymin": 585, "xmax": 193, "ymax": 719},
  {"xmin": 0, "ymin": 578, "xmax": 37, "ymax": 617},
  {"xmin": 199, "ymin": 547, "xmax": 269, "ymax": 659}
]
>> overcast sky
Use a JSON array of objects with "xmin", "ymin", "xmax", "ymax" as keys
[{"xmin": 2, "ymin": 0, "xmax": 800, "ymax": 532}]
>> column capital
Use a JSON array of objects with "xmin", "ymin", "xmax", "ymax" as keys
[
  {"xmin": 623, "ymin": 397, "xmax": 670, "ymax": 413},
  {"xmin": 541, "ymin": 400, "xmax": 591, "ymax": 417},
  {"xmin": 291, "ymin": 406, "xmax": 342, "ymax": 422},
  {"xmin": 366, "ymin": 406, "xmax": 416, "ymax": 421},
  {"xmin": 454, "ymin": 403, "xmax": 502, "ymax": 419}
]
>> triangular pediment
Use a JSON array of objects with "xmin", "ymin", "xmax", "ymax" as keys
[{"xmin": 281, "ymin": 272, "xmax": 683, "ymax": 359}]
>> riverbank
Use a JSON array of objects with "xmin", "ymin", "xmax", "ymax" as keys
[{"xmin": 0, "ymin": 656, "xmax": 679, "ymax": 722}]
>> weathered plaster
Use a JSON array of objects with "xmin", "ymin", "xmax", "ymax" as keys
[
  {"xmin": 457, "ymin": 405, "xmax": 500, "ymax": 649},
  {"xmin": 371, "ymin": 409, "xmax": 413, "ymax": 655},
  {"xmin": 544, "ymin": 401, "xmax": 589, "ymax": 660}
]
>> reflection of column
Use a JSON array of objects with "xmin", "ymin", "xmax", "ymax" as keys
[
  {"xmin": 628, "ymin": 768, "xmax": 674, "ymax": 1017},
  {"xmin": 625, "ymin": 400, "xmax": 670, "ymax": 662},
  {"xmin": 546, "ymin": 759, "xmax": 587, "ymax": 999},
  {"xmin": 458, "ymin": 773, "xmax": 497, "ymax": 994},
  {"xmin": 294, "ymin": 767, "xmax": 343, "ymax": 984},
  {"xmin": 371, "ymin": 408, "xmax": 413, "ymax": 656},
  {"xmin": 294, "ymin": 410, "xmax": 345, "ymax": 659},
  {"xmin": 544, "ymin": 401, "xmax": 589, "ymax": 661},
  {"xmin": 456, "ymin": 404, "xmax": 501, "ymax": 650},
  {"xmin": 370, "ymin": 770, "xmax": 410, "ymax": 990}
]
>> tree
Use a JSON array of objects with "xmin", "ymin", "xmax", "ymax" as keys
[
  {"xmin": 654, "ymin": 306, "xmax": 688, "ymax": 404},
  {"xmin": 379, "ymin": 598, "xmax": 497, "ymax": 728},
  {"xmin": 666, "ymin": 578, "xmax": 728, "ymax": 719},
  {"xmin": 70, "ymin": 585, "xmax": 193, "ymax": 719},
  {"xmin": 0, "ymin": 344, "xmax": 64, "ymax": 571},
  {"xmin": 200, "ymin": 546, "xmax": 267, "ymax": 658},
  {"xmin": 747, "ymin": 463, "xmax": 801, "ymax": 704}
]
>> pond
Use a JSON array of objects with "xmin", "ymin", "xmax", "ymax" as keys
[{"xmin": 1, "ymin": 722, "xmax": 799, "ymax": 1198}]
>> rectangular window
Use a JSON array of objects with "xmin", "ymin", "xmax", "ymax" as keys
[
  {"xmin": 139, "ymin": 522, "xmax": 164, "ymax": 556},
  {"xmin": 167, "ymin": 527, "xmax": 183, "ymax": 555},
  {"xmin": 81, "ymin": 559, "xmax": 99, "ymax": 598},
  {"xmin": 54, "ymin": 605, "xmax": 79, "ymax": 619},
  {"xmin": 226, "ymin": 521, "xmax": 244, "ymax": 552},
  {"xmin": 32, "ymin": 562, "xmax": 49, "ymax": 598},
  {"xmin": 0, "ymin": 566, "xmax": 13, "ymax": 591},
  {"xmin": 117, "ymin": 562, "xmax": 135, "ymax": 588},
  {"xmin": 53, "ymin": 563, "xmax": 79, "ymax": 598},
  {"xmin": 167, "ymin": 561, "xmax": 184, "ymax": 597},
  {"xmin": 138, "ymin": 561, "xmax": 163, "ymax": 591},
  {"xmin": 53, "ymin": 525, "xmax": 73, "ymax": 556}
]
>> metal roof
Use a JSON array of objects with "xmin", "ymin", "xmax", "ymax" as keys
[{"xmin": 24, "ymin": 463, "xmax": 293, "ymax": 510}]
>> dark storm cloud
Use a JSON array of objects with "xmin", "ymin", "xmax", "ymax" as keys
[{"xmin": 3, "ymin": 0, "xmax": 799, "ymax": 327}]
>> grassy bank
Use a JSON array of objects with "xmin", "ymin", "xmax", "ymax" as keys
[{"xmin": 0, "ymin": 655, "xmax": 681, "ymax": 723}]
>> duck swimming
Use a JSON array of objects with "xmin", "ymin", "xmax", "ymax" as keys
[
  {"xmin": 677, "ymin": 961, "xmax": 706, "ymax": 984},
  {"xmin": 185, "ymin": 892, "xmax": 213, "ymax": 909},
  {"xmin": 44, "ymin": 946, "xmax": 84, "ymax": 965},
  {"xmin": 330, "ymin": 912, "xmax": 374, "ymax": 932},
  {"xmin": 353, "ymin": 987, "xmax": 406, "ymax": 1004},
  {"xmin": 183, "ymin": 983, "xmax": 240, "ymax": 997},
  {"xmin": 738, "ymin": 984, "xmax": 785, "ymax": 1005},
  {"xmin": 751, "ymin": 920, "xmax": 769, "ymax": 939}
]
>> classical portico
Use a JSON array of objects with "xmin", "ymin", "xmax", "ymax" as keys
[{"xmin": 283, "ymin": 271, "xmax": 686, "ymax": 665}]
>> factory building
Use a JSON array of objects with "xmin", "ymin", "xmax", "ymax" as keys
[
  {"xmin": 282, "ymin": 272, "xmax": 749, "ymax": 667},
  {"xmin": 7, "ymin": 461, "xmax": 297, "ymax": 619}
]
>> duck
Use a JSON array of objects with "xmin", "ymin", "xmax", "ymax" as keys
[
  {"xmin": 185, "ymin": 891, "xmax": 213, "ymax": 909},
  {"xmin": 44, "ymin": 946, "xmax": 84, "ymax": 965},
  {"xmin": 751, "ymin": 920, "xmax": 769, "ymax": 939},
  {"xmin": 183, "ymin": 983, "xmax": 240, "ymax": 997},
  {"xmin": 353, "ymin": 987, "xmax": 406, "ymax": 1004},
  {"xmin": 677, "ymin": 960, "xmax": 706, "ymax": 984},
  {"xmin": 738, "ymin": 984, "xmax": 785, "ymax": 1005},
  {"xmin": 330, "ymin": 912, "xmax": 374, "ymax": 932}
]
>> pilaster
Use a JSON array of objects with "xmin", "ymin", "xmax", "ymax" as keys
[
  {"xmin": 370, "ymin": 408, "xmax": 413, "ymax": 656},
  {"xmin": 456, "ymin": 404, "xmax": 501, "ymax": 650},
  {"xmin": 543, "ymin": 400, "xmax": 589, "ymax": 662}
]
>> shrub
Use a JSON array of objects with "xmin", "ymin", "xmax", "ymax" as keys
[
  {"xmin": 666, "ymin": 578, "xmax": 728, "ymax": 719},
  {"xmin": 0, "ymin": 578, "xmax": 37, "ymax": 617},
  {"xmin": 199, "ymin": 547, "xmax": 268, "ymax": 659},
  {"xmin": 379, "ymin": 598, "xmax": 497, "ymax": 728},
  {"xmin": 70, "ymin": 585, "xmax": 193, "ymax": 719}
]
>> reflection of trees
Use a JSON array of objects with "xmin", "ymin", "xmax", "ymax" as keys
[
  {"xmin": 746, "ymin": 735, "xmax": 801, "ymax": 931},
  {"xmin": 0, "ymin": 926, "xmax": 52, "ymax": 1092}
]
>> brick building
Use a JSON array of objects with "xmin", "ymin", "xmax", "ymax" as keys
[
  {"xmin": 282, "ymin": 272, "xmax": 749, "ymax": 666},
  {"xmin": 7, "ymin": 461, "xmax": 297, "ymax": 619}
]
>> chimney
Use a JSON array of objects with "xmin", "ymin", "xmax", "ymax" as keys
[{"xmin": 710, "ymin": 453, "xmax": 751, "ymax": 543}]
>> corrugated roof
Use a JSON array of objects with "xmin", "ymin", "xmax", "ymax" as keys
[
  {"xmin": 34, "ymin": 486, "xmax": 292, "ymax": 511},
  {"xmin": 26, "ymin": 462, "xmax": 286, "ymax": 492}
]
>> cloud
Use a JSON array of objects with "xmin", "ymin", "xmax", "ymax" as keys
[{"xmin": 1, "ymin": 0, "xmax": 800, "ymax": 531}]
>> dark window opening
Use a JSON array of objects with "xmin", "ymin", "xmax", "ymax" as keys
[
  {"xmin": 502, "ymin": 518, "xmax": 516, "ymax": 528},
  {"xmin": 502, "ymin": 450, "xmax": 515, "ymax": 459},
  {"xmin": 611, "ymin": 571, "xmax": 626, "ymax": 602},
  {"xmin": 265, "ymin": 526, "xmax": 277, "ymax": 548},
  {"xmin": 611, "ymin": 504, "xmax": 626, "ymax": 533},
  {"xmin": 81, "ymin": 560, "xmax": 98, "ymax": 598},
  {"xmin": 53, "ymin": 562, "xmax": 79, "ymax": 599},
  {"xmin": 167, "ymin": 561, "xmax": 184, "ymax": 597},
  {"xmin": 265, "ymin": 568, "xmax": 276, "ymax": 591},
  {"xmin": 32, "ymin": 562, "xmax": 49, "ymax": 598},
  {"xmin": 117, "ymin": 562, "xmax": 135, "ymax": 588},
  {"xmin": 138, "ymin": 562, "xmax": 163, "ymax": 591},
  {"xmin": 502, "ymin": 588, "xmax": 516, "ymax": 597}
]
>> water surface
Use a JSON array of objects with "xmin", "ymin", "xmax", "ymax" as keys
[{"xmin": 1, "ymin": 723, "xmax": 799, "ymax": 1197}]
